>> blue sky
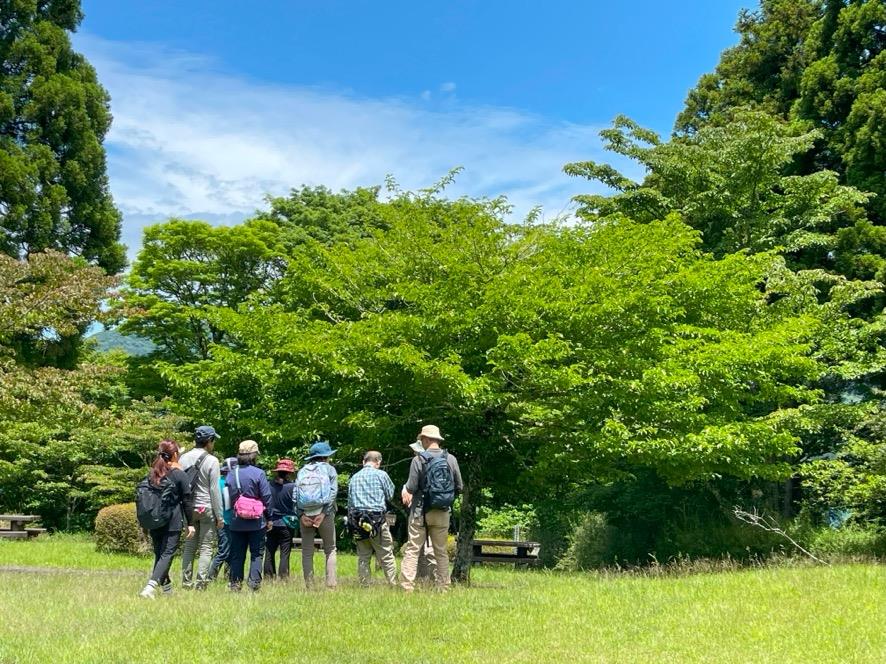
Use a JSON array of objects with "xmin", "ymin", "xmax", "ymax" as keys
[{"xmin": 77, "ymin": 0, "xmax": 752, "ymax": 255}]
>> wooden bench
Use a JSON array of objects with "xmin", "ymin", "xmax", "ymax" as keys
[
  {"xmin": 0, "ymin": 514, "xmax": 43, "ymax": 540},
  {"xmin": 471, "ymin": 539, "xmax": 541, "ymax": 566},
  {"xmin": 292, "ymin": 538, "xmax": 325, "ymax": 549}
]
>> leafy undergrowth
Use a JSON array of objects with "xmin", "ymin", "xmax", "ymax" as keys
[{"xmin": 0, "ymin": 535, "xmax": 884, "ymax": 663}]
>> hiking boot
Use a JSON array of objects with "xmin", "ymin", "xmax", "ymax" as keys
[{"xmin": 139, "ymin": 580, "xmax": 158, "ymax": 599}]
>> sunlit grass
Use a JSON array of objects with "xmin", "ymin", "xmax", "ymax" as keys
[{"xmin": 1, "ymin": 535, "xmax": 884, "ymax": 663}]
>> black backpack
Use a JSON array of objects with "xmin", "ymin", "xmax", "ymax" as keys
[
  {"xmin": 420, "ymin": 450, "xmax": 455, "ymax": 512},
  {"xmin": 184, "ymin": 450, "xmax": 209, "ymax": 493},
  {"xmin": 135, "ymin": 475, "xmax": 180, "ymax": 530}
]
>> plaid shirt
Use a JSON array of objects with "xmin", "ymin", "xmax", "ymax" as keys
[{"xmin": 347, "ymin": 465, "xmax": 394, "ymax": 512}]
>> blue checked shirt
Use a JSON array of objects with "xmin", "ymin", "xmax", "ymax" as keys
[{"xmin": 347, "ymin": 465, "xmax": 395, "ymax": 512}]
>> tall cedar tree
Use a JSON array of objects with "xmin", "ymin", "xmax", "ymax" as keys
[{"xmin": 0, "ymin": 0, "xmax": 125, "ymax": 272}]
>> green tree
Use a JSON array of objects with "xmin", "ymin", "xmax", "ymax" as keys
[
  {"xmin": 114, "ymin": 219, "xmax": 287, "ymax": 362},
  {"xmin": 160, "ymin": 186, "xmax": 842, "ymax": 580},
  {"xmin": 0, "ymin": 0, "xmax": 125, "ymax": 272},
  {"xmin": 0, "ymin": 251, "xmax": 180, "ymax": 529},
  {"xmin": 676, "ymin": 0, "xmax": 886, "ymax": 220},
  {"xmin": 566, "ymin": 110, "xmax": 872, "ymax": 267}
]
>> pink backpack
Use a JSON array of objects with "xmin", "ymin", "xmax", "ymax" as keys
[{"xmin": 232, "ymin": 467, "xmax": 264, "ymax": 519}]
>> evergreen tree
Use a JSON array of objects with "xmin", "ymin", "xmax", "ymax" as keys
[{"xmin": 1, "ymin": 0, "xmax": 125, "ymax": 272}]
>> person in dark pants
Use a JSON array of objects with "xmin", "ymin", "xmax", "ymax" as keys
[
  {"xmin": 264, "ymin": 458, "xmax": 297, "ymax": 580},
  {"xmin": 140, "ymin": 440, "xmax": 195, "ymax": 599},
  {"xmin": 208, "ymin": 457, "xmax": 237, "ymax": 582},
  {"xmin": 226, "ymin": 440, "xmax": 272, "ymax": 592}
]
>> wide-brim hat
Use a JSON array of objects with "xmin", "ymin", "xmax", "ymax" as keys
[
  {"xmin": 409, "ymin": 441, "xmax": 424, "ymax": 454},
  {"xmin": 306, "ymin": 440, "xmax": 336, "ymax": 460},
  {"xmin": 238, "ymin": 439, "xmax": 259, "ymax": 455},
  {"xmin": 419, "ymin": 425, "xmax": 444, "ymax": 441},
  {"xmin": 274, "ymin": 458, "xmax": 295, "ymax": 473}
]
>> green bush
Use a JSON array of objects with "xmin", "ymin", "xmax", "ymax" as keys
[
  {"xmin": 476, "ymin": 504, "xmax": 536, "ymax": 539},
  {"xmin": 94, "ymin": 503, "xmax": 149, "ymax": 556},
  {"xmin": 806, "ymin": 524, "xmax": 886, "ymax": 559},
  {"xmin": 556, "ymin": 512, "xmax": 615, "ymax": 571}
]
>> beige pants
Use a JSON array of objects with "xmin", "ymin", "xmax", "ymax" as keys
[
  {"xmin": 417, "ymin": 539, "xmax": 437, "ymax": 581},
  {"xmin": 400, "ymin": 509, "xmax": 450, "ymax": 590},
  {"xmin": 301, "ymin": 514, "xmax": 337, "ymax": 588},
  {"xmin": 355, "ymin": 521, "xmax": 397, "ymax": 586}
]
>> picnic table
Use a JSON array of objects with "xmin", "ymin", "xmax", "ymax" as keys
[
  {"xmin": 471, "ymin": 539, "xmax": 541, "ymax": 566},
  {"xmin": 0, "ymin": 514, "xmax": 46, "ymax": 540},
  {"xmin": 292, "ymin": 537, "xmax": 325, "ymax": 549}
]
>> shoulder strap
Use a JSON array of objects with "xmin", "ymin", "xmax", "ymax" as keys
[
  {"xmin": 194, "ymin": 450, "xmax": 209, "ymax": 473},
  {"xmin": 235, "ymin": 465, "xmax": 242, "ymax": 492}
]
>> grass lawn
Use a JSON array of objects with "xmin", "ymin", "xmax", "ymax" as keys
[{"xmin": 0, "ymin": 535, "xmax": 883, "ymax": 663}]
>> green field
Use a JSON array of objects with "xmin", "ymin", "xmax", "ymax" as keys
[{"xmin": 0, "ymin": 536, "xmax": 883, "ymax": 663}]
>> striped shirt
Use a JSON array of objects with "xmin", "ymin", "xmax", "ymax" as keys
[{"xmin": 347, "ymin": 465, "xmax": 395, "ymax": 512}]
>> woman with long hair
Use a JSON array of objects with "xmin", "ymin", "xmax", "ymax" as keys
[{"xmin": 139, "ymin": 440, "xmax": 195, "ymax": 599}]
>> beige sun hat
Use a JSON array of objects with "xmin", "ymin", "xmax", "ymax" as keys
[
  {"xmin": 238, "ymin": 439, "xmax": 259, "ymax": 454},
  {"xmin": 419, "ymin": 425, "xmax": 444, "ymax": 441}
]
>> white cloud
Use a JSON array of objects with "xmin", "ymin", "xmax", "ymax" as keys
[
  {"xmin": 440, "ymin": 81, "xmax": 457, "ymax": 93},
  {"xmin": 75, "ymin": 35, "xmax": 626, "ymax": 253}
]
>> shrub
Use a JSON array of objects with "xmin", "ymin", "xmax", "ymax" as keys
[
  {"xmin": 94, "ymin": 503, "xmax": 149, "ymax": 556},
  {"xmin": 556, "ymin": 512, "xmax": 616, "ymax": 571},
  {"xmin": 806, "ymin": 524, "xmax": 886, "ymax": 559},
  {"xmin": 476, "ymin": 504, "xmax": 536, "ymax": 539}
]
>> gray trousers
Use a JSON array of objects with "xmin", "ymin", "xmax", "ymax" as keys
[
  {"xmin": 300, "ymin": 515, "xmax": 337, "ymax": 588},
  {"xmin": 181, "ymin": 508, "xmax": 217, "ymax": 588},
  {"xmin": 355, "ymin": 522, "xmax": 397, "ymax": 585}
]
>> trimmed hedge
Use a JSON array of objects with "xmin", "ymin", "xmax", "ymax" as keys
[{"xmin": 94, "ymin": 502, "xmax": 150, "ymax": 556}]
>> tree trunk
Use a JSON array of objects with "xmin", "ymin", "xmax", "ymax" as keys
[{"xmin": 451, "ymin": 472, "xmax": 479, "ymax": 585}]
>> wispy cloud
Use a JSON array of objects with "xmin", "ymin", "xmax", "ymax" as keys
[{"xmin": 76, "ymin": 35, "xmax": 621, "ymax": 253}]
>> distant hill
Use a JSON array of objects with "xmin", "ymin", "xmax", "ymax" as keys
[{"xmin": 87, "ymin": 328, "xmax": 156, "ymax": 357}]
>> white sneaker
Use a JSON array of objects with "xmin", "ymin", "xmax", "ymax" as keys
[
  {"xmin": 162, "ymin": 583, "xmax": 173, "ymax": 596},
  {"xmin": 139, "ymin": 580, "xmax": 158, "ymax": 599}
]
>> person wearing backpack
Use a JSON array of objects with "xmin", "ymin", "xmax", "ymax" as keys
[
  {"xmin": 295, "ymin": 441, "xmax": 338, "ymax": 589},
  {"xmin": 137, "ymin": 439, "xmax": 196, "ymax": 599},
  {"xmin": 399, "ymin": 425, "xmax": 463, "ymax": 591},
  {"xmin": 263, "ymin": 458, "xmax": 297, "ymax": 581},
  {"xmin": 179, "ymin": 425, "xmax": 224, "ymax": 590},
  {"xmin": 408, "ymin": 441, "xmax": 437, "ymax": 582},
  {"xmin": 208, "ymin": 457, "xmax": 236, "ymax": 583},
  {"xmin": 227, "ymin": 440, "xmax": 273, "ymax": 592},
  {"xmin": 347, "ymin": 450, "xmax": 397, "ymax": 586}
]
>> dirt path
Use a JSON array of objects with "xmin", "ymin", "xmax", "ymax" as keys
[{"xmin": 0, "ymin": 565, "xmax": 141, "ymax": 576}]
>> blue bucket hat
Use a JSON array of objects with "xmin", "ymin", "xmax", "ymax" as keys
[{"xmin": 306, "ymin": 440, "xmax": 336, "ymax": 460}]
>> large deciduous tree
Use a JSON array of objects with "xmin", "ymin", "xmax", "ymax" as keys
[
  {"xmin": 159, "ymin": 187, "xmax": 840, "ymax": 581},
  {"xmin": 114, "ymin": 219, "xmax": 287, "ymax": 362},
  {"xmin": 0, "ymin": 0, "xmax": 125, "ymax": 272}
]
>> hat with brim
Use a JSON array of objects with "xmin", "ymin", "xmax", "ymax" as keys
[
  {"xmin": 409, "ymin": 441, "xmax": 424, "ymax": 454},
  {"xmin": 238, "ymin": 440, "xmax": 259, "ymax": 455},
  {"xmin": 274, "ymin": 458, "xmax": 295, "ymax": 473},
  {"xmin": 306, "ymin": 440, "xmax": 336, "ymax": 460},
  {"xmin": 419, "ymin": 425, "xmax": 444, "ymax": 441}
]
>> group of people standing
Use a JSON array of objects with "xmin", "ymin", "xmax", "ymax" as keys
[{"xmin": 136, "ymin": 424, "xmax": 462, "ymax": 598}]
